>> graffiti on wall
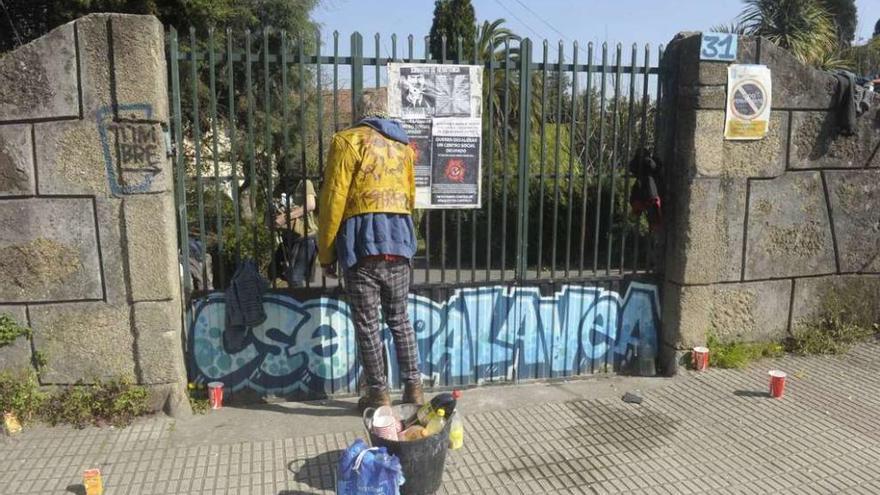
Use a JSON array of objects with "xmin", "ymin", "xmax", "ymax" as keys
[
  {"xmin": 97, "ymin": 103, "xmax": 166, "ymax": 195},
  {"xmin": 189, "ymin": 282, "xmax": 661, "ymax": 397}
]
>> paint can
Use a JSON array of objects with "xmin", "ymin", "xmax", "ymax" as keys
[
  {"xmin": 769, "ymin": 370, "xmax": 787, "ymax": 398},
  {"xmin": 208, "ymin": 382, "xmax": 224, "ymax": 409},
  {"xmin": 692, "ymin": 346, "xmax": 710, "ymax": 371}
]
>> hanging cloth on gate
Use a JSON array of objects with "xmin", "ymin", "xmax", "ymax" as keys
[
  {"xmin": 628, "ymin": 148, "xmax": 664, "ymax": 232},
  {"xmin": 224, "ymin": 260, "xmax": 269, "ymax": 352}
]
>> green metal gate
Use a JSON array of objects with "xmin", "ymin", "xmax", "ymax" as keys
[
  {"xmin": 167, "ymin": 27, "xmax": 663, "ymax": 296},
  {"xmin": 168, "ymin": 27, "xmax": 666, "ymax": 397}
]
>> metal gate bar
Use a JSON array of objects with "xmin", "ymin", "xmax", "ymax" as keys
[{"xmin": 167, "ymin": 28, "xmax": 663, "ymax": 298}]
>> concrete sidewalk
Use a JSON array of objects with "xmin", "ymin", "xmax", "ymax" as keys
[{"xmin": 3, "ymin": 342, "xmax": 880, "ymax": 494}]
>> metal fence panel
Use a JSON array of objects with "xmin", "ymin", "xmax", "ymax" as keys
[{"xmin": 167, "ymin": 28, "xmax": 663, "ymax": 300}]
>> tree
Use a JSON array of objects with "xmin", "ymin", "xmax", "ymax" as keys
[
  {"xmin": 851, "ymin": 36, "xmax": 880, "ymax": 76},
  {"xmin": 429, "ymin": 0, "xmax": 476, "ymax": 61},
  {"xmin": 819, "ymin": 0, "xmax": 857, "ymax": 47},
  {"xmin": 736, "ymin": 0, "xmax": 840, "ymax": 68},
  {"xmin": 874, "ymin": 18, "xmax": 880, "ymax": 38}
]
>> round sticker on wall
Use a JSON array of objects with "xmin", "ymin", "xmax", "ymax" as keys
[{"xmin": 730, "ymin": 80, "xmax": 767, "ymax": 120}]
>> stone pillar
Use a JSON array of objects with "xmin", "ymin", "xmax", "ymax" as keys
[
  {"xmin": 0, "ymin": 14, "xmax": 190, "ymax": 415},
  {"xmin": 658, "ymin": 33, "xmax": 880, "ymax": 373}
]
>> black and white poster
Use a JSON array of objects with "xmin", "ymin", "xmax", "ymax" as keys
[{"xmin": 388, "ymin": 63, "xmax": 483, "ymax": 208}]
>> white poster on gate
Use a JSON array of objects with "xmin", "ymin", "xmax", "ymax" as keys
[
  {"xmin": 387, "ymin": 63, "xmax": 484, "ymax": 209},
  {"xmin": 724, "ymin": 64, "xmax": 772, "ymax": 140}
]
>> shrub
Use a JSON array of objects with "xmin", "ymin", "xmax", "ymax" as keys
[
  {"xmin": 0, "ymin": 369, "xmax": 45, "ymax": 424},
  {"xmin": 187, "ymin": 382, "xmax": 210, "ymax": 415},
  {"xmin": 42, "ymin": 379, "xmax": 149, "ymax": 429},
  {"xmin": 788, "ymin": 292, "xmax": 878, "ymax": 355},
  {"xmin": 0, "ymin": 313, "xmax": 30, "ymax": 347},
  {"xmin": 43, "ymin": 385, "xmax": 94, "ymax": 428},
  {"xmin": 706, "ymin": 334, "xmax": 784, "ymax": 369}
]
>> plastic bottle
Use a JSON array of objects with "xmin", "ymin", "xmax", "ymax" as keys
[
  {"xmin": 407, "ymin": 390, "xmax": 461, "ymax": 427},
  {"xmin": 448, "ymin": 412, "xmax": 463, "ymax": 450},
  {"xmin": 423, "ymin": 409, "xmax": 446, "ymax": 437},
  {"xmin": 637, "ymin": 341, "xmax": 656, "ymax": 377}
]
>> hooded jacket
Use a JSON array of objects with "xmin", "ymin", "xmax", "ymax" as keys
[{"xmin": 317, "ymin": 118, "xmax": 415, "ymax": 265}]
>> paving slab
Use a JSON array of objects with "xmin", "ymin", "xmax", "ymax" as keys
[{"xmin": 2, "ymin": 341, "xmax": 880, "ymax": 494}]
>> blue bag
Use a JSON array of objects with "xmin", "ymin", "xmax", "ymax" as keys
[{"xmin": 336, "ymin": 439, "xmax": 405, "ymax": 495}]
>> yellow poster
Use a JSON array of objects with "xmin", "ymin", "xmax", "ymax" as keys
[{"xmin": 724, "ymin": 64, "xmax": 772, "ymax": 140}]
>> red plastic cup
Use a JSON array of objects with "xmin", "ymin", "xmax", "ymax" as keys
[
  {"xmin": 769, "ymin": 370, "xmax": 787, "ymax": 398},
  {"xmin": 692, "ymin": 346, "xmax": 710, "ymax": 371},
  {"xmin": 208, "ymin": 382, "xmax": 224, "ymax": 409}
]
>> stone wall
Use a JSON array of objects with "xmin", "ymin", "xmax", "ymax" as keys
[
  {"xmin": 0, "ymin": 14, "xmax": 189, "ymax": 414},
  {"xmin": 659, "ymin": 33, "xmax": 880, "ymax": 367}
]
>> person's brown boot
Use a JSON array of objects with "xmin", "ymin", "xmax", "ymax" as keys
[
  {"xmin": 357, "ymin": 387, "xmax": 391, "ymax": 412},
  {"xmin": 402, "ymin": 382, "xmax": 424, "ymax": 405}
]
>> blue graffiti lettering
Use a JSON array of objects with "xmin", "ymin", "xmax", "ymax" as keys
[{"xmin": 188, "ymin": 283, "xmax": 661, "ymax": 398}]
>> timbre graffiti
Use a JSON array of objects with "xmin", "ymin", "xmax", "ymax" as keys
[{"xmin": 96, "ymin": 103, "xmax": 166, "ymax": 195}]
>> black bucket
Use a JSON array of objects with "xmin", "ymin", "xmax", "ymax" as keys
[{"xmin": 364, "ymin": 405, "xmax": 451, "ymax": 495}]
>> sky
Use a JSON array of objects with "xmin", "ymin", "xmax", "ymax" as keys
[{"xmin": 313, "ymin": 0, "xmax": 880, "ymax": 63}]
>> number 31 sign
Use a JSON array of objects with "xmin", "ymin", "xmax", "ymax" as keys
[{"xmin": 700, "ymin": 33, "xmax": 737, "ymax": 62}]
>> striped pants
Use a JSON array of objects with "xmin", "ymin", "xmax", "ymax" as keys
[{"xmin": 344, "ymin": 258, "xmax": 420, "ymax": 392}]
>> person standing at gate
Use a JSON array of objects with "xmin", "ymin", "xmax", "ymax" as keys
[
  {"xmin": 317, "ymin": 92, "xmax": 422, "ymax": 411},
  {"xmin": 275, "ymin": 179, "xmax": 318, "ymax": 287}
]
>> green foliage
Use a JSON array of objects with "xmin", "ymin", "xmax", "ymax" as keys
[
  {"xmin": 187, "ymin": 383, "xmax": 210, "ymax": 415},
  {"xmin": 43, "ymin": 385, "xmax": 94, "ymax": 428},
  {"xmin": 476, "ymin": 18, "xmax": 521, "ymax": 148},
  {"xmin": 734, "ymin": 0, "xmax": 842, "ymax": 68},
  {"xmin": 189, "ymin": 395, "xmax": 210, "ymax": 415},
  {"xmin": 711, "ymin": 22, "xmax": 748, "ymax": 34},
  {"xmin": 787, "ymin": 292, "xmax": 878, "ymax": 356},
  {"xmin": 46, "ymin": 0, "xmax": 315, "ymax": 38},
  {"xmin": 850, "ymin": 37, "xmax": 880, "ymax": 76},
  {"xmin": 0, "ymin": 369, "xmax": 45, "ymax": 424},
  {"xmin": 3, "ymin": 0, "xmax": 318, "ymax": 51},
  {"xmin": 819, "ymin": 0, "xmax": 857, "ymax": 46},
  {"xmin": 43, "ymin": 379, "xmax": 149, "ymax": 428},
  {"xmin": 220, "ymin": 217, "xmax": 275, "ymax": 274},
  {"xmin": 705, "ymin": 335, "xmax": 785, "ymax": 369},
  {"xmin": 1, "ymin": 370, "xmax": 151, "ymax": 430},
  {"xmin": 0, "ymin": 314, "xmax": 30, "ymax": 348},
  {"xmin": 32, "ymin": 351, "xmax": 48, "ymax": 371},
  {"xmin": 429, "ymin": 0, "xmax": 477, "ymax": 61},
  {"xmin": 425, "ymin": 87, "xmax": 657, "ymax": 272}
]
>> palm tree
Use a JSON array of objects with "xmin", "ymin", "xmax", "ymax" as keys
[
  {"xmin": 736, "ymin": 0, "xmax": 840, "ymax": 67},
  {"xmin": 475, "ymin": 19, "xmax": 521, "ymax": 146}
]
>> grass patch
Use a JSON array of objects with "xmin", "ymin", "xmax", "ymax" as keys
[
  {"xmin": 787, "ymin": 292, "xmax": 879, "ymax": 355},
  {"xmin": 0, "ymin": 370, "xmax": 150, "ymax": 429},
  {"xmin": 0, "ymin": 369, "xmax": 45, "ymax": 425},
  {"xmin": 705, "ymin": 335, "xmax": 785, "ymax": 369},
  {"xmin": 0, "ymin": 313, "xmax": 30, "ymax": 348},
  {"xmin": 43, "ymin": 378, "xmax": 149, "ymax": 428},
  {"xmin": 187, "ymin": 382, "xmax": 210, "ymax": 415}
]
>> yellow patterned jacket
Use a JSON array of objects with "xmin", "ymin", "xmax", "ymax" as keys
[{"xmin": 317, "ymin": 125, "xmax": 415, "ymax": 265}]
